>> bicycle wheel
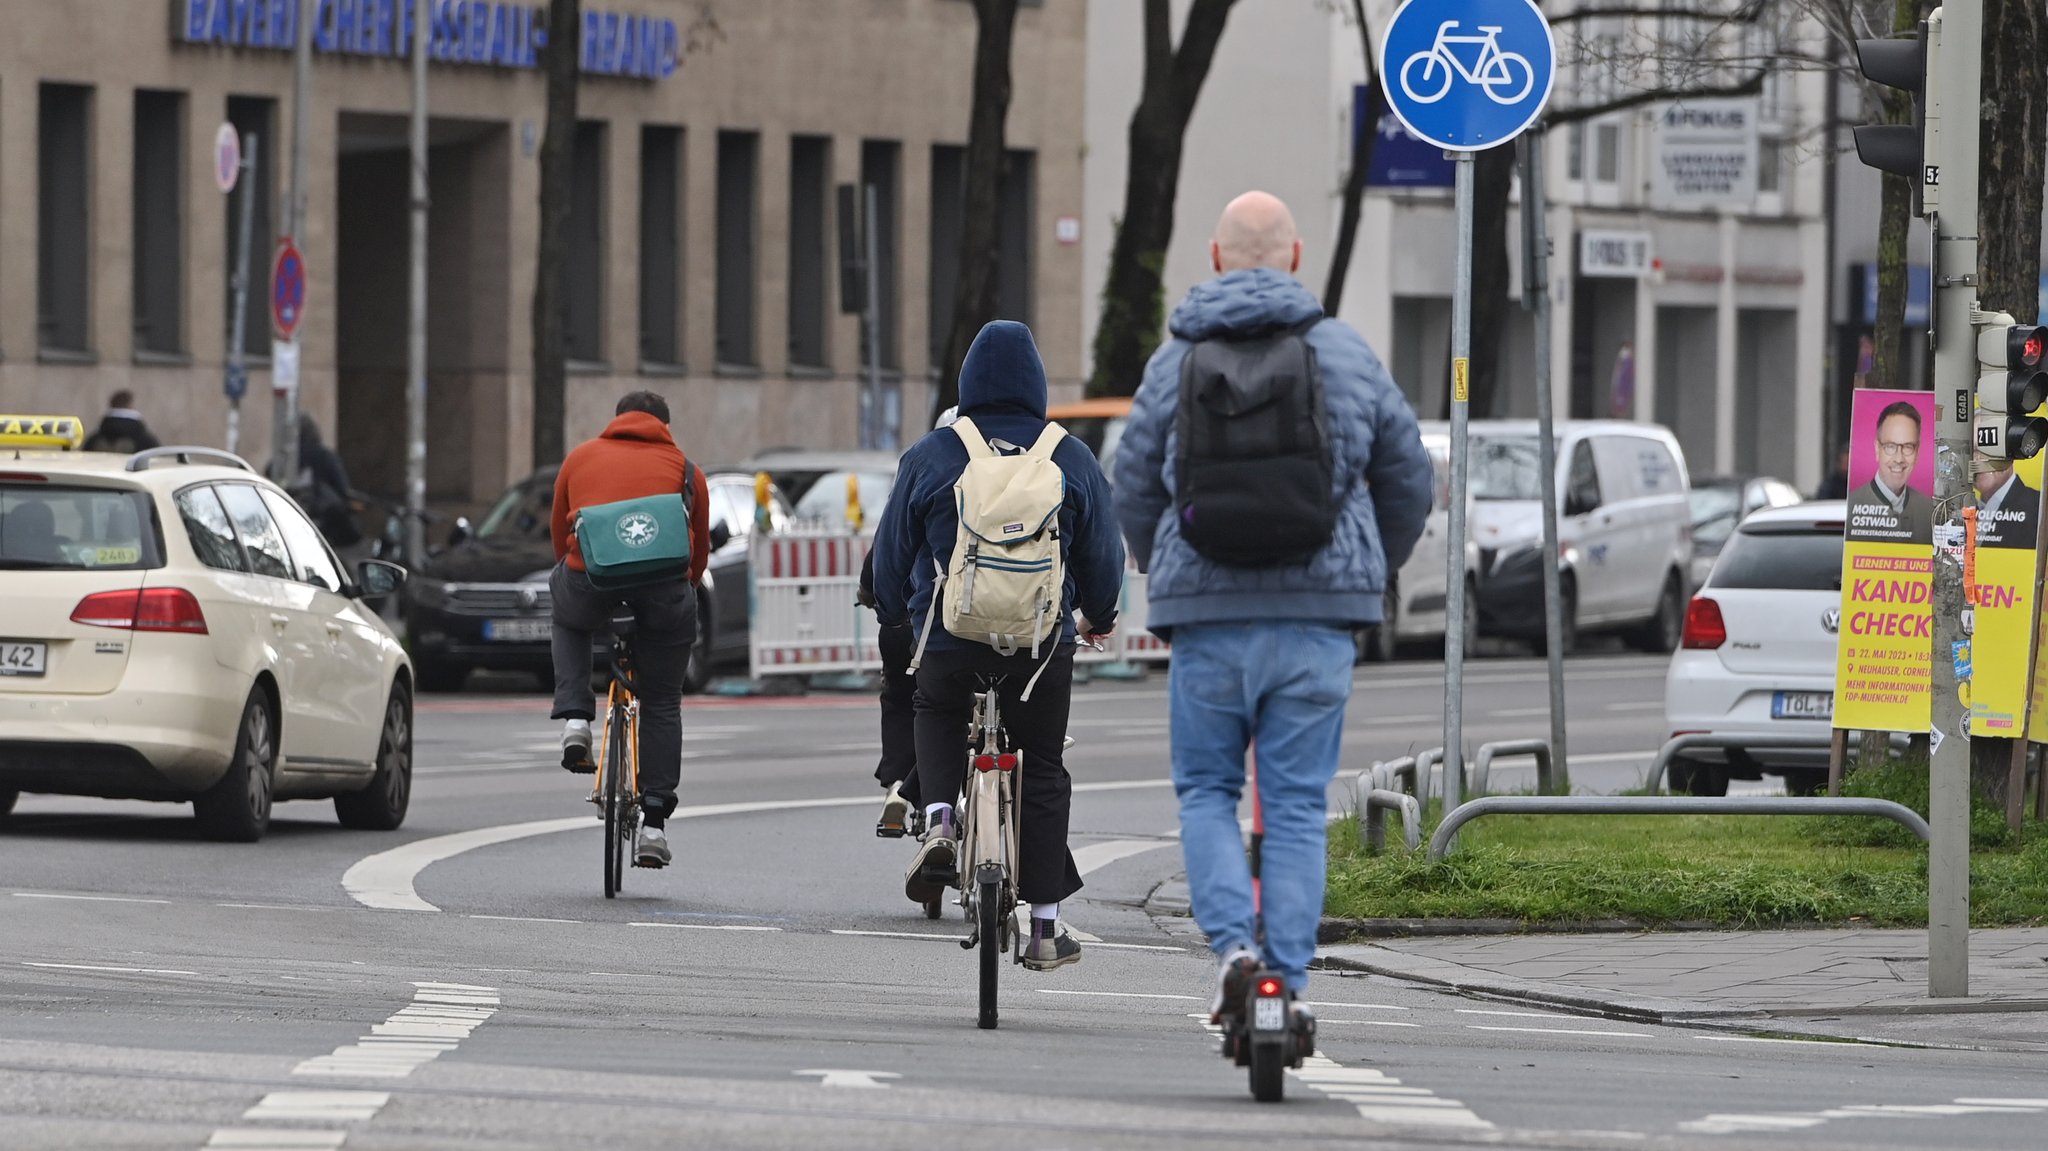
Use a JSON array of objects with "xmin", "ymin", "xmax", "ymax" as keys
[
  {"xmin": 602, "ymin": 702, "xmax": 625, "ymax": 899},
  {"xmin": 1249, "ymin": 1037, "xmax": 1285, "ymax": 1103},
  {"xmin": 977, "ymin": 875, "xmax": 1001, "ymax": 1030}
]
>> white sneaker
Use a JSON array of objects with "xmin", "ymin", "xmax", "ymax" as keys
[
  {"xmin": 561, "ymin": 719, "xmax": 593, "ymax": 773},
  {"xmin": 635, "ymin": 824, "xmax": 671, "ymax": 868}
]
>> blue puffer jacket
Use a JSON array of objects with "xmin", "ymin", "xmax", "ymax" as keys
[
  {"xmin": 1112, "ymin": 268, "xmax": 1431, "ymax": 633},
  {"xmin": 872, "ymin": 321, "xmax": 1126, "ymax": 652}
]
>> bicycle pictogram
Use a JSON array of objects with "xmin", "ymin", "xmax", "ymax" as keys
[{"xmin": 1398, "ymin": 21, "xmax": 1537, "ymax": 106}]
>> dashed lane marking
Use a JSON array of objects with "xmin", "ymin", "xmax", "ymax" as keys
[
  {"xmin": 830, "ymin": 929, "xmax": 963, "ymax": 942},
  {"xmin": 629, "ymin": 921, "xmax": 783, "ymax": 932},
  {"xmin": 242, "ymin": 1092, "xmax": 389, "ymax": 1122},
  {"xmin": 1038, "ymin": 989, "xmax": 1202, "ymax": 1001},
  {"xmin": 1467, "ymin": 1025, "xmax": 1653, "ymax": 1038},
  {"xmin": 14, "ymin": 891, "xmax": 171, "ymax": 904},
  {"xmin": 22, "ymin": 961, "xmax": 198, "ymax": 975},
  {"xmin": 1192, "ymin": 1017, "xmax": 1495, "ymax": 1130},
  {"xmin": 1681, "ymin": 1097, "xmax": 2048, "ymax": 1135},
  {"xmin": 795, "ymin": 1069, "xmax": 901, "ymax": 1089},
  {"xmin": 290, "ymin": 982, "xmax": 499, "ymax": 1080},
  {"xmin": 204, "ymin": 1131, "xmax": 348, "ymax": 1149}
]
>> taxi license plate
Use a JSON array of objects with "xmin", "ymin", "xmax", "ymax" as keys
[
  {"xmin": 483, "ymin": 619, "xmax": 551, "ymax": 643},
  {"xmin": 1772, "ymin": 691, "xmax": 1833, "ymax": 720},
  {"xmin": 1252, "ymin": 995, "xmax": 1286, "ymax": 1032},
  {"xmin": 0, "ymin": 641, "xmax": 47, "ymax": 677}
]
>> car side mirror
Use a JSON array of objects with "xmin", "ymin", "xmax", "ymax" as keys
[
  {"xmin": 357, "ymin": 559, "xmax": 407, "ymax": 600},
  {"xmin": 710, "ymin": 522, "xmax": 733, "ymax": 551},
  {"xmin": 447, "ymin": 516, "xmax": 472, "ymax": 548}
]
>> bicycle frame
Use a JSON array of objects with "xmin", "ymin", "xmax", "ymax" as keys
[{"xmin": 959, "ymin": 688, "xmax": 1021, "ymax": 936}]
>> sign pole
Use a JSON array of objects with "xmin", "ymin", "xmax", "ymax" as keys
[
  {"xmin": 275, "ymin": 0, "xmax": 313, "ymax": 483},
  {"xmin": 226, "ymin": 133, "xmax": 258, "ymax": 456},
  {"xmin": 1925, "ymin": 2, "xmax": 1979, "ymax": 1000},
  {"xmin": 1443, "ymin": 149, "xmax": 1474, "ymax": 826},
  {"xmin": 404, "ymin": 0, "xmax": 431, "ymax": 569},
  {"xmin": 862, "ymin": 184, "xmax": 883, "ymax": 452},
  {"xmin": 1519, "ymin": 133, "xmax": 1568, "ymax": 792}
]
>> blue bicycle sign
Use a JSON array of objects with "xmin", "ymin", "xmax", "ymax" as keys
[{"xmin": 1380, "ymin": 0, "xmax": 1555, "ymax": 151}]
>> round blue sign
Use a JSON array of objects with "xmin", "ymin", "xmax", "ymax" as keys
[
  {"xmin": 1379, "ymin": 0, "xmax": 1556, "ymax": 152},
  {"xmin": 272, "ymin": 242, "xmax": 306, "ymax": 339}
]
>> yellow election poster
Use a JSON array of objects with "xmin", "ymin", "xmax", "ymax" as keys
[
  {"xmin": 1967, "ymin": 455, "xmax": 2040, "ymax": 737},
  {"xmin": 1835, "ymin": 391, "xmax": 1934, "ymax": 733}
]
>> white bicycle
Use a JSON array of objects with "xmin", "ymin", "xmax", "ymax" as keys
[{"xmin": 1398, "ymin": 21, "xmax": 1536, "ymax": 106}]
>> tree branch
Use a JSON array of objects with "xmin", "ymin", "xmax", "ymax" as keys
[
  {"xmin": 1550, "ymin": 3, "xmax": 1767, "ymax": 26},
  {"xmin": 1541, "ymin": 69, "xmax": 1767, "ymax": 128},
  {"xmin": 1168, "ymin": 0, "xmax": 1240, "ymax": 124}
]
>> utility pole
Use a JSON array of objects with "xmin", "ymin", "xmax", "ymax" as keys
[
  {"xmin": 226, "ymin": 133, "xmax": 258, "ymax": 456},
  {"xmin": 861, "ymin": 184, "xmax": 884, "ymax": 451},
  {"xmin": 405, "ymin": 0, "xmax": 430, "ymax": 567},
  {"xmin": 274, "ymin": 0, "xmax": 313, "ymax": 483},
  {"xmin": 1922, "ymin": 3, "xmax": 1978, "ymax": 999}
]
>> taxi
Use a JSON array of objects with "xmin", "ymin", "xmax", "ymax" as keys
[{"xmin": 0, "ymin": 416, "xmax": 414, "ymax": 840}]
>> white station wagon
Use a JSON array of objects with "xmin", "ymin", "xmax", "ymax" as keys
[{"xmin": 0, "ymin": 418, "xmax": 413, "ymax": 840}]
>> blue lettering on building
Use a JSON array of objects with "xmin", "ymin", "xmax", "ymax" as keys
[{"xmin": 176, "ymin": 0, "xmax": 675, "ymax": 79}]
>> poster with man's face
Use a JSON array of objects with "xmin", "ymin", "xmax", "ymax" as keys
[
  {"xmin": 1972, "ymin": 452, "xmax": 2041, "ymax": 551},
  {"xmin": 1844, "ymin": 392, "xmax": 1936, "ymax": 545}
]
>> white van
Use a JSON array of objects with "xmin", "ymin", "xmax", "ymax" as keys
[
  {"xmin": 1360, "ymin": 432, "xmax": 1482, "ymax": 661},
  {"xmin": 1427, "ymin": 420, "xmax": 1693, "ymax": 653}
]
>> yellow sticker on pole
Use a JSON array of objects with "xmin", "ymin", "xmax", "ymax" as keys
[{"xmin": 1453, "ymin": 358, "xmax": 1470, "ymax": 404}]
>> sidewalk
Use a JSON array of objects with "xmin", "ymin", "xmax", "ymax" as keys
[{"xmin": 1147, "ymin": 879, "xmax": 2048, "ymax": 1051}]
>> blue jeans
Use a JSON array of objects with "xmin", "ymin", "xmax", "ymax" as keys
[{"xmin": 1169, "ymin": 622, "xmax": 1353, "ymax": 992}]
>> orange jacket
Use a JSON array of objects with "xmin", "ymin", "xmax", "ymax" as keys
[{"xmin": 550, "ymin": 411, "xmax": 712, "ymax": 583}]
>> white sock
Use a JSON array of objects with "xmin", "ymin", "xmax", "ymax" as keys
[
  {"xmin": 924, "ymin": 802, "xmax": 953, "ymax": 826},
  {"xmin": 1031, "ymin": 902, "xmax": 1059, "ymax": 921}
]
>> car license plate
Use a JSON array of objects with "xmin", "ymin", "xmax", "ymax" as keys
[
  {"xmin": 1771, "ymin": 691, "xmax": 1833, "ymax": 720},
  {"xmin": 483, "ymin": 619, "xmax": 551, "ymax": 643},
  {"xmin": 0, "ymin": 641, "xmax": 47, "ymax": 677},
  {"xmin": 1253, "ymin": 995, "xmax": 1286, "ymax": 1032}
]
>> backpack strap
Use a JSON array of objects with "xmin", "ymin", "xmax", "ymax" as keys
[
  {"xmin": 950, "ymin": 416, "xmax": 996, "ymax": 460},
  {"xmin": 1026, "ymin": 423, "xmax": 1067, "ymax": 458}
]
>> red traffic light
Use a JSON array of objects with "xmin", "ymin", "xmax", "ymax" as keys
[{"xmin": 2014, "ymin": 325, "xmax": 2046, "ymax": 369}]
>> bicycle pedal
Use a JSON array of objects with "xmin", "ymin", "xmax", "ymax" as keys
[
  {"xmin": 875, "ymin": 823, "xmax": 908, "ymax": 839},
  {"xmin": 561, "ymin": 749, "xmax": 596, "ymax": 775}
]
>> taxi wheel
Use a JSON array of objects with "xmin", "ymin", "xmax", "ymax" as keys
[
  {"xmin": 196, "ymin": 690, "xmax": 276, "ymax": 843},
  {"xmin": 336, "ymin": 685, "xmax": 413, "ymax": 831}
]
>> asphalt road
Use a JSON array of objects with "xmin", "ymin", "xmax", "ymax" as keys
[{"xmin": 4, "ymin": 652, "xmax": 2044, "ymax": 1150}]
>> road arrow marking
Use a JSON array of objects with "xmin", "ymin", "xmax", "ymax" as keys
[{"xmin": 796, "ymin": 1069, "xmax": 901, "ymax": 1089}]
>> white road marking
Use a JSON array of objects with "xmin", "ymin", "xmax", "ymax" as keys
[
  {"xmin": 1696, "ymin": 1034, "xmax": 1883, "ymax": 1047},
  {"xmin": 1071, "ymin": 838, "xmax": 1173, "ymax": 876},
  {"xmin": 830, "ymin": 929, "xmax": 963, "ymax": 942},
  {"xmin": 13, "ymin": 891, "xmax": 170, "ymax": 904},
  {"xmin": 1679, "ymin": 1095, "xmax": 2048, "ymax": 1135},
  {"xmin": 1085, "ymin": 942, "xmax": 1187, "ymax": 952},
  {"xmin": 1457, "ymin": 1008, "xmax": 1601, "ymax": 1021},
  {"xmin": 1468, "ymin": 1025, "xmax": 1652, "ymax": 1038},
  {"xmin": 217, "ymin": 903, "xmax": 331, "ymax": 912},
  {"xmin": 242, "ymin": 1092, "xmax": 389, "ymax": 1122},
  {"xmin": 204, "ymin": 1132, "xmax": 348, "ymax": 1149},
  {"xmin": 1305, "ymin": 1001, "xmax": 1410, "ymax": 1011},
  {"xmin": 465, "ymin": 914, "xmax": 578, "ymax": 924},
  {"xmin": 1957, "ymin": 1098, "xmax": 2048, "ymax": 1107},
  {"xmin": 629, "ymin": 921, "xmax": 782, "ymax": 932},
  {"xmin": 22, "ymin": 962, "xmax": 197, "ymax": 975},
  {"xmin": 1036, "ymin": 989, "xmax": 1202, "ymax": 1001},
  {"xmin": 795, "ymin": 1069, "xmax": 901, "ymax": 1089},
  {"xmin": 292, "ymin": 982, "xmax": 498, "ymax": 1080},
  {"xmin": 1316, "ymin": 1019, "xmax": 1422, "ymax": 1028},
  {"xmin": 1291, "ymin": 1055, "xmax": 1495, "ymax": 1129}
]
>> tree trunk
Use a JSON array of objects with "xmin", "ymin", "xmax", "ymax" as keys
[
  {"xmin": 1446, "ymin": 145, "xmax": 1517, "ymax": 419},
  {"xmin": 933, "ymin": 0, "xmax": 1021, "ymax": 420},
  {"xmin": 1087, "ymin": 0, "xmax": 1239, "ymax": 398},
  {"xmin": 530, "ymin": 0, "xmax": 580, "ymax": 468},
  {"xmin": 1323, "ymin": 0, "xmax": 1378, "ymax": 316},
  {"xmin": 1970, "ymin": 0, "xmax": 2046, "ymax": 814},
  {"xmin": 1870, "ymin": 0, "xmax": 1923, "ymax": 393}
]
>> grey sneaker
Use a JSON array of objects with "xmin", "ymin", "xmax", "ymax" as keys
[
  {"xmin": 903, "ymin": 817, "xmax": 956, "ymax": 903},
  {"xmin": 1208, "ymin": 947, "xmax": 1260, "ymax": 1024},
  {"xmin": 635, "ymin": 824, "xmax": 671, "ymax": 868},
  {"xmin": 561, "ymin": 719, "xmax": 594, "ymax": 774},
  {"xmin": 1019, "ymin": 920, "xmax": 1083, "ymax": 972},
  {"xmin": 876, "ymin": 782, "xmax": 911, "ymax": 838}
]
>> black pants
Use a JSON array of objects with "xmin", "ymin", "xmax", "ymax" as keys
[
  {"xmin": 874, "ymin": 623, "xmax": 920, "ymax": 804},
  {"xmin": 549, "ymin": 562, "xmax": 695, "ymax": 824},
  {"xmin": 914, "ymin": 645, "xmax": 1082, "ymax": 905}
]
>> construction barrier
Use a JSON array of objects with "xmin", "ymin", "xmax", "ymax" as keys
[{"xmin": 747, "ymin": 528, "xmax": 1169, "ymax": 682}]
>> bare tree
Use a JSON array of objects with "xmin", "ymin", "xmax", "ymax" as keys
[
  {"xmin": 932, "ymin": 0, "xmax": 1022, "ymax": 419},
  {"xmin": 1978, "ymin": 0, "xmax": 2046, "ymax": 328},
  {"xmin": 530, "ymin": 0, "xmax": 581, "ymax": 470},
  {"xmin": 1323, "ymin": 0, "xmax": 1380, "ymax": 315},
  {"xmin": 1086, "ymin": 0, "xmax": 1241, "ymax": 399}
]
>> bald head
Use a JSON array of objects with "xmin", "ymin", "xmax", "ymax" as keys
[{"xmin": 1211, "ymin": 191, "xmax": 1302, "ymax": 276}]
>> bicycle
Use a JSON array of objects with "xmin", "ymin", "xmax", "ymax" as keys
[
  {"xmin": 1398, "ymin": 21, "xmax": 1536, "ymax": 106},
  {"xmin": 592, "ymin": 608, "xmax": 643, "ymax": 900},
  {"xmin": 953, "ymin": 676, "xmax": 1024, "ymax": 1031}
]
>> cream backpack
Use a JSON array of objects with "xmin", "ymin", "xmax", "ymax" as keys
[{"xmin": 912, "ymin": 416, "xmax": 1069, "ymax": 681}]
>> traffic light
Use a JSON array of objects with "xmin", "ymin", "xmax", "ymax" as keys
[
  {"xmin": 1854, "ymin": 25, "xmax": 1934, "ymax": 215},
  {"xmin": 1974, "ymin": 312, "xmax": 2048, "ymax": 460}
]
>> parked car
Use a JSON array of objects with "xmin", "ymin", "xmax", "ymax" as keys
[
  {"xmin": 1460, "ymin": 420, "xmax": 1693, "ymax": 653},
  {"xmin": 1663, "ymin": 501, "xmax": 1845, "ymax": 796},
  {"xmin": 1047, "ymin": 397, "xmax": 1133, "ymax": 475},
  {"xmin": 1359, "ymin": 432, "xmax": 1483, "ymax": 661},
  {"xmin": 0, "ymin": 426, "xmax": 413, "ymax": 841},
  {"xmin": 1687, "ymin": 475, "xmax": 1804, "ymax": 591},
  {"xmin": 739, "ymin": 449, "xmax": 898, "ymax": 531},
  {"xmin": 403, "ymin": 469, "xmax": 788, "ymax": 694}
]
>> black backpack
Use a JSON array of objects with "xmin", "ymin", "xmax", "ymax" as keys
[{"xmin": 1173, "ymin": 317, "xmax": 1338, "ymax": 567}]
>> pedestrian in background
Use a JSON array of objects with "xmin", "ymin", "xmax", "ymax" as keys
[
  {"xmin": 1112, "ymin": 191, "xmax": 1431, "ymax": 1043},
  {"xmin": 82, "ymin": 391, "xmax": 161, "ymax": 454}
]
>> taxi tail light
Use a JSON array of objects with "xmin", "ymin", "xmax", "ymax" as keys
[
  {"xmin": 973, "ymin": 754, "xmax": 998, "ymax": 772},
  {"xmin": 71, "ymin": 589, "xmax": 208, "ymax": 634},
  {"xmin": 1681, "ymin": 596, "xmax": 1726, "ymax": 650}
]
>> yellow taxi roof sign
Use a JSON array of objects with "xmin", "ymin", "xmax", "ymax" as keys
[{"xmin": 0, "ymin": 415, "xmax": 85, "ymax": 451}]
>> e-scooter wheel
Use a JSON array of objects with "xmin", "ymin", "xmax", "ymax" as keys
[
  {"xmin": 977, "ymin": 876, "xmax": 1001, "ymax": 1030},
  {"xmin": 1249, "ymin": 1038, "xmax": 1285, "ymax": 1103}
]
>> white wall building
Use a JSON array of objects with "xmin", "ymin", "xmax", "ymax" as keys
[{"xmin": 1084, "ymin": 0, "xmax": 1833, "ymax": 490}]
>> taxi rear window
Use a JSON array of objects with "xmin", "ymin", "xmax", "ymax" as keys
[{"xmin": 0, "ymin": 484, "xmax": 163, "ymax": 571}]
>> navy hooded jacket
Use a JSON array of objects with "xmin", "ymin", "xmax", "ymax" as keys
[
  {"xmin": 1112, "ymin": 268, "xmax": 1431, "ymax": 632},
  {"xmin": 872, "ymin": 321, "xmax": 1125, "ymax": 652}
]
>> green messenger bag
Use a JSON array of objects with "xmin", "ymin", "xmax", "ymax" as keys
[{"xmin": 576, "ymin": 492, "xmax": 692, "ymax": 590}]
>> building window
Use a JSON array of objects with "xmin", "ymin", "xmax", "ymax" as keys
[
  {"xmin": 715, "ymin": 130, "xmax": 759, "ymax": 368},
  {"xmin": 929, "ymin": 145, "xmax": 1036, "ymax": 369},
  {"xmin": 39, "ymin": 83, "xmax": 93, "ymax": 357},
  {"xmin": 787, "ymin": 135, "xmax": 831, "ymax": 370},
  {"xmin": 1594, "ymin": 121, "xmax": 1620, "ymax": 184},
  {"xmin": 224, "ymin": 96, "xmax": 275, "ymax": 360},
  {"xmin": 133, "ymin": 90, "xmax": 186, "ymax": 358},
  {"xmin": 1757, "ymin": 137, "xmax": 1782, "ymax": 194},
  {"xmin": 1567, "ymin": 122, "xmax": 1585, "ymax": 181},
  {"xmin": 639, "ymin": 125, "xmax": 683, "ymax": 368},
  {"xmin": 860, "ymin": 140, "xmax": 901, "ymax": 371},
  {"xmin": 567, "ymin": 121, "xmax": 606, "ymax": 365}
]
